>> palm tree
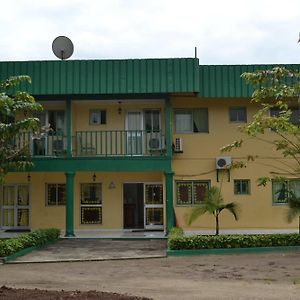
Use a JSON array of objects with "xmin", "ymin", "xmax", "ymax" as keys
[
  {"xmin": 287, "ymin": 191, "xmax": 300, "ymax": 234},
  {"xmin": 186, "ymin": 186, "xmax": 239, "ymax": 235}
]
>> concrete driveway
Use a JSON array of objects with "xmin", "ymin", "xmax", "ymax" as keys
[{"xmin": 8, "ymin": 239, "xmax": 167, "ymax": 263}]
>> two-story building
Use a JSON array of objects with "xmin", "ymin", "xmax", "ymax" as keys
[{"xmin": 0, "ymin": 58, "xmax": 299, "ymax": 235}]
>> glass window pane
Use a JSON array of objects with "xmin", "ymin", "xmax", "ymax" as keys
[
  {"xmin": 145, "ymin": 184, "xmax": 163, "ymax": 204},
  {"xmin": 17, "ymin": 209, "xmax": 29, "ymax": 226},
  {"xmin": 229, "ymin": 107, "xmax": 247, "ymax": 122},
  {"xmin": 234, "ymin": 180, "xmax": 250, "ymax": 195},
  {"xmin": 57, "ymin": 184, "xmax": 66, "ymax": 205},
  {"xmin": 193, "ymin": 109, "xmax": 208, "ymax": 132},
  {"xmin": 177, "ymin": 182, "xmax": 192, "ymax": 205},
  {"xmin": 81, "ymin": 183, "xmax": 102, "ymax": 204},
  {"xmin": 289, "ymin": 180, "xmax": 300, "ymax": 197},
  {"xmin": 145, "ymin": 208, "xmax": 163, "ymax": 226},
  {"xmin": 47, "ymin": 184, "xmax": 57, "ymax": 205},
  {"xmin": 272, "ymin": 181, "xmax": 288, "ymax": 204},
  {"xmin": 194, "ymin": 182, "xmax": 209, "ymax": 204},
  {"xmin": 175, "ymin": 110, "xmax": 192, "ymax": 133},
  {"xmin": 3, "ymin": 208, "xmax": 14, "ymax": 226},
  {"xmin": 81, "ymin": 207, "xmax": 102, "ymax": 224},
  {"xmin": 3, "ymin": 186, "xmax": 15, "ymax": 206},
  {"xmin": 17, "ymin": 185, "xmax": 29, "ymax": 205}
]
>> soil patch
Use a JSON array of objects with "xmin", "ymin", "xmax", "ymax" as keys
[{"xmin": 0, "ymin": 286, "xmax": 152, "ymax": 300}]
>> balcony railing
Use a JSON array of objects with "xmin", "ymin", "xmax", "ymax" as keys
[
  {"xmin": 15, "ymin": 130, "xmax": 166, "ymax": 157},
  {"xmin": 73, "ymin": 130, "xmax": 166, "ymax": 156}
]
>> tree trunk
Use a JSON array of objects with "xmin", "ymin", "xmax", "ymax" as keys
[
  {"xmin": 298, "ymin": 215, "xmax": 300, "ymax": 234},
  {"xmin": 215, "ymin": 215, "xmax": 219, "ymax": 235}
]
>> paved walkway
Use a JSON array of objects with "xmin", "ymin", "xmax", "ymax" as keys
[{"xmin": 8, "ymin": 239, "xmax": 167, "ymax": 263}]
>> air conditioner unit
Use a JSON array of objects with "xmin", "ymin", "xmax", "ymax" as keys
[
  {"xmin": 216, "ymin": 156, "xmax": 231, "ymax": 169},
  {"xmin": 174, "ymin": 137, "xmax": 183, "ymax": 152},
  {"xmin": 148, "ymin": 137, "xmax": 165, "ymax": 151}
]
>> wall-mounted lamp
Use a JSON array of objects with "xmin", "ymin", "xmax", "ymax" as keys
[
  {"xmin": 27, "ymin": 173, "xmax": 31, "ymax": 182},
  {"xmin": 108, "ymin": 181, "xmax": 116, "ymax": 189},
  {"xmin": 92, "ymin": 173, "xmax": 96, "ymax": 182},
  {"xmin": 118, "ymin": 101, "xmax": 122, "ymax": 114}
]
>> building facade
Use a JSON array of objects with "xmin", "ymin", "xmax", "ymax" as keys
[{"xmin": 0, "ymin": 58, "xmax": 299, "ymax": 235}]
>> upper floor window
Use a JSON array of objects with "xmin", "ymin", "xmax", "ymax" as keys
[
  {"xmin": 270, "ymin": 107, "xmax": 300, "ymax": 125},
  {"xmin": 144, "ymin": 109, "xmax": 160, "ymax": 132},
  {"xmin": 35, "ymin": 110, "xmax": 65, "ymax": 134},
  {"xmin": 174, "ymin": 108, "xmax": 208, "ymax": 133},
  {"xmin": 89, "ymin": 110, "xmax": 106, "ymax": 125},
  {"xmin": 229, "ymin": 107, "xmax": 247, "ymax": 123},
  {"xmin": 272, "ymin": 179, "xmax": 300, "ymax": 205}
]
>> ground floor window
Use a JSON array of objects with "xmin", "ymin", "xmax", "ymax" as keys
[
  {"xmin": 176, "ymin": 181, "xmax": 210, "ymax": 205},
  {"xmin": 46, "ymin": 184, "xmax": 66, "ymax": 205},
  {"xmin": 272, "ymin": 179, "xmax": 300, "ymax": 204},
  {"xmin": 80, "ymin": 183, "xmax": 102, "ymax": 224},
  {"xmin": 234, "ymin": 179, "xmax": 250, "ymax": 195}
]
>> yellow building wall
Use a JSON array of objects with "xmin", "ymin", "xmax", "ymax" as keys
[
  {"xmin": 2, "ymin": 172, "xmax": 164, "ymax": 230},
  {"xmin": 172, "ymin": 96, "xmax": 298, "ymax": 230}
]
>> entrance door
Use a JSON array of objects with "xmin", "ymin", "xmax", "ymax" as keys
[
  {"xmin": 126, "ymin": 111, "xmax": 143, "ymax": 155},
  {"xmin": 144, "ymin": 184, "xmax": 164, "ymax": 230},
  {"xmin": 123, "ymin": 183, "xmax": 144, "ymax": 229},
  {"xmin": 1, "ymin": 185, "xmax": 30, "ymax": 229}
]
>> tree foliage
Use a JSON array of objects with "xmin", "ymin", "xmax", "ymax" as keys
[
  {"xmin": 186, "ymin": 186, "xmax": 239, "ymax": 235},
  {"xmin": 0, "ymin": 76, "xmax": 42, "ymax": 182}
]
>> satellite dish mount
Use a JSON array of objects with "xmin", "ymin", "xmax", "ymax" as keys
[{"xmin": 52, "ymin": 36, "xmax": 74, "ymax": 60}]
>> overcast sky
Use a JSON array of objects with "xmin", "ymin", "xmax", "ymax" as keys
[{"xmin": 1, "ymin": 0, "xmax": 300, "ymax": 64}]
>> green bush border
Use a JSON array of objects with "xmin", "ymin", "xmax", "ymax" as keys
[
  {"xmin": 168, "ymin": 227, "xmax": 300, "ymax": 250},
  {"xmin": 0, "ymin": 228, "xmax": 60, "ymax": 259}
]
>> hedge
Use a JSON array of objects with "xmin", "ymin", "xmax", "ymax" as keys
[
  {"xmin": 0, "ymin": 228, "xmax": 60, "ymax": 257},
  {"xmin": 168, "ymin": 228, "xmax": 300, "ymax": 250}
]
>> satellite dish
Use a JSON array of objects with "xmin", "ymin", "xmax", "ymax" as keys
[{"xmin": 52, "ymin": 36, "xmax": 74, "ymax": 60}]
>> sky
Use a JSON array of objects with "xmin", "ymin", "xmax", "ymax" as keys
[{"xmin": 1, "ymin": 0, "xmax": 300, "ymax": 64}]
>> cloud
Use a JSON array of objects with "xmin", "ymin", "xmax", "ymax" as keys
[{"xmin": 0, "ymin": 0, "xmax": 300, "ymax": 63}]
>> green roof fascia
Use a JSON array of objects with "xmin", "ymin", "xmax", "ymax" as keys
[
  {"xmin": 198, "ymin": 63, "xmax": 300, "ymax": 98},
  {"xmin": 0, "ymin": 58, "xmax": 200, "ymax": 96}
]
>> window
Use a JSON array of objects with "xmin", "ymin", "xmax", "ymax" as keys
[
  {"xmin": 35, "ymin": 111, "xmax": 65, "ymax": 134},
  {"xmin": 89, "ymin": 110, "xmax": 106, "ymax": 125},
  {"xmin": 174, "ymin": 109, "xmax": 208, "ymax": 133},
  {"xmin": 176, "ymin": 181, "xmax": 210, "ymax": 205},
  {"xmin": 144, "ymin": 109, "xmax": 160, "ymax": 132},
  {"xmin": 270, "ymin": 107, "xmax": 300, "ymax": 125},
  {"xmin": 272, "ymin": 179, "xmax": 300, "ymax": 204},
  {"xmin": 234, "ymin": 179, "xmax": 250, "ymax": 195},
  {"xmin": 46, "ymin": 184, "xmax": 66, "ymax": 205},
  {"xmin": 80, "ymin": 183, "xmax": 102, "ymax": 224},
  {"xmin": 229, "ymin": 107, "xmax": 247, "ymax": 123}
]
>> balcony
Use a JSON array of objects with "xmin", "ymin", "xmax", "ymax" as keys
[{"xmin": 16, "ymin": 130, "xmax": 166, "ymax": 158}]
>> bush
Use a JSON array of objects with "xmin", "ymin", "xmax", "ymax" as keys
[
  {"xmin": 168, "ymin": 231, "xmax": 300, "ymax": 250},
  {"xmin": 0, "ymin": 228, "xmax": 60, "ymax": 257}
]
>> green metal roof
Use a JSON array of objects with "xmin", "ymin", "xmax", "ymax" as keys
[
  {"xmin": 1, "ymin": 58, "xmax": 299, "ymax": 98},
  {"xmin": 199, "ymin": 64, "xmax": 300, "ymax": 98},
  {"xmin": 0, "ymin": 58, "xmax": 200, "ymax": 96}
]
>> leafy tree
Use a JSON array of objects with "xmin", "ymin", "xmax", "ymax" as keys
[
  {"xmin": 0, "ymin": 75, "xmax": 42, "ymax": 183},
  {"xmin": 186, "ymin": 186, "xmax": 239, "ymax": 235}
]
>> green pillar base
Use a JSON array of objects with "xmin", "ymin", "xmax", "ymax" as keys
[{"xmin": 64, "ymin": 231, "xmax": 75, "ymax": 237}]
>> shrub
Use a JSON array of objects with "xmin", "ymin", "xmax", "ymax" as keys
[
  {"xmin": 0, "ymin": 228, "xmax": 60, "ymax": 257},
  {"xmin": 168, "ymin": 232, "xmax": 300, "ymax": 250}
]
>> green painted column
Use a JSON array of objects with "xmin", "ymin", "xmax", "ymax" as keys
[
  {"xmin": 65, "ymin": 171, "xmax": 75, "ymax": 237},
  {"xmin": 165, "ymin": 171, "xmax": 174, "ymax": 233},
  {"xmin": 164, "ymin": 97, "xmax": 172, "ymax": 157},
  {"xmin": 66, "ymin": 99, "xmax": 72, "ymax": 158}
]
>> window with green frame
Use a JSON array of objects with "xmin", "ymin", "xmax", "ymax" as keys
[
  {"xmin": 234, "ymin": 179, "xmax": 250, "ymax": 195},
  {"xmin": 272, "ymin": 179, "xmax": 300, "ymax": 204},
  {"xmin": 176, "ymin": 181, "xmax": 210, "ymax": 205},
  {"xmin": 80, "ymin": 183, "xmax": 102, "ymax": 224}
]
